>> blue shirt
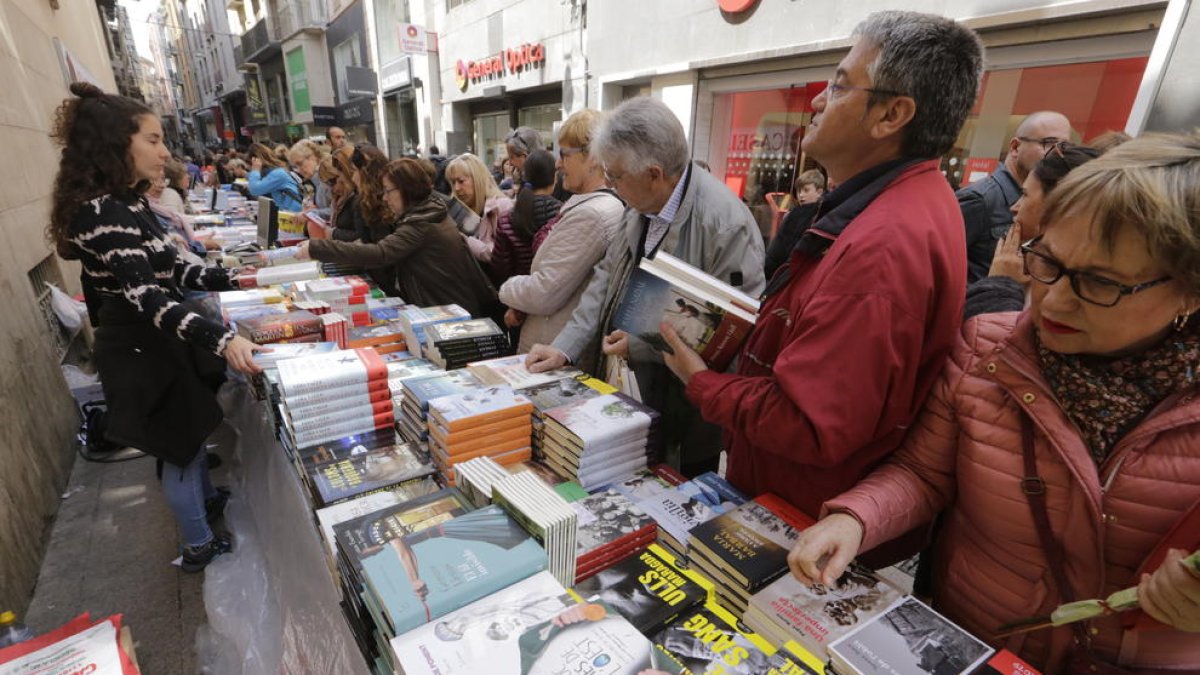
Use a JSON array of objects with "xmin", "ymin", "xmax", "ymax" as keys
[
  {"xmin": 644, "ymin": 164, "xmax": 690, "ymax": 256},
  {"xmin": 248, "ymin": 167, "xmax": 303, "ymax": 212}
]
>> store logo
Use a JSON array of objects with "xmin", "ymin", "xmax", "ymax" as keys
[
  {"xmin": 455, "ymin": 43, "xmax": 546, "ymax": 92},
  {"xmin": 405, "ymin": 25, "xmax": 420, "ymax": 39}
]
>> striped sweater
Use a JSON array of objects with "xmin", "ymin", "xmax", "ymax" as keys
[{"xmin": 69, "ymin": 194, "xmax": 236, "ymax": 356}]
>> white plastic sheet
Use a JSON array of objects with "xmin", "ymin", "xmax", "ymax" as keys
[{"xmin": 197, "ymin": 385, "xmax": 370, "ymax": 675}]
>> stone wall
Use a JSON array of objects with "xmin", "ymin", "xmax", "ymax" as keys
[{"xmin": 0, "ymin": 0, "xmax": 116, "ymax": 615}]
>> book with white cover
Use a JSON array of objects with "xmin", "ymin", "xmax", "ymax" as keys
[
  {"xmin": 468, "ymin": 356, "xmax": 584, "ymax": 389},
  {"xmin": 276, "ymin": 348, "xmax": 388, "ymax": 397},
  {"xmin": 828, "ymin": 596, "xmax": 993, "ymax": 675},
  {"xmin": 544, "ymin": 394, "xmax": 653, "ymax": 449}
]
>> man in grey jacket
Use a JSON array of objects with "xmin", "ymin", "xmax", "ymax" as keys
[
  {"xmin": 958, "ymin": 110, "xmax": 1070, "ymax": 283},
  {"xmin": 527, "ymin": 97, "xmax": 765, "ymax": 476}
]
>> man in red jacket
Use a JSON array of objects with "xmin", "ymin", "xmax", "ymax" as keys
[{"xmin": 661, "ymin": 11, "xmax": 983, "ymax": 521}]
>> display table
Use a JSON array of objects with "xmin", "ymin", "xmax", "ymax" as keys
[{"xmin": 206, "ymin": 385, "xmax": 371, "ymax": 675}]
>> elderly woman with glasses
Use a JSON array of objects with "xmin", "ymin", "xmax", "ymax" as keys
[{"xmin": 788, "ymin": 133, "xmax": 1200, "ymax": 673}]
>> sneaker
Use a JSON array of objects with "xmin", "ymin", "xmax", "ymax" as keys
[
  {"xmin": 205, "ymin": 487, "xmax": 231, "ymax": 524},
  {"xmin": 181, "ymin": 535, "xmax": 232, "ymax": 573}
]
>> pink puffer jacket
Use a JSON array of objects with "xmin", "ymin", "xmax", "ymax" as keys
[{"xmin": 827, "ymin": 311, "xmax": 1200, "ymax": 674}]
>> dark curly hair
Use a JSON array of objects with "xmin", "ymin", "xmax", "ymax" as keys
[
  {"xmin": 49, "ymin": 82, "xmax": 154, "ymax": 259},
  {"xmin": 351, "ymin": 144, "xmax": 392, "ymax": 226}
]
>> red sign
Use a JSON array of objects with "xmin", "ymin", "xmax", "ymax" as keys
[
  {"xmin": 962, "ymin": 157, "xmax": 999, "ymax": 187},
  {"xmin": 718, "ymin": 0, "xmax": 756, "ymax": 12},
  {"xmin": 455, "ymin": 43, "xmax": 546, "ymax": 91}
]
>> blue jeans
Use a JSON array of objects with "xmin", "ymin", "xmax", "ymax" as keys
[{"xmin": 161, "ymin": 450, "xmax": 218, "ymax": 547}]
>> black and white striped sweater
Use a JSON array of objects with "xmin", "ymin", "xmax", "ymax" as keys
[{"xmin": 69, "ymin": 194, "xmax": 236, "ymax": 356}]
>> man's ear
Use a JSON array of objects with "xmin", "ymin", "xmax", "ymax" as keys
[{"xmin": 870, "ymin": 96, "xmax": 916, "ymax": 142}]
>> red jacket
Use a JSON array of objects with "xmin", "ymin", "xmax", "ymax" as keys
[
  {"xmin": 827, "ymin": 312, "xmax": 1200, "ymax": 673},
  {"xmin": 685, "ymin": 159, "xmax": 966, "ymax": 519}
]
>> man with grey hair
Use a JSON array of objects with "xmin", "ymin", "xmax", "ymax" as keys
[
  {"xmin": 527, "ymin": 96, "xmax": 765, "ymax": 476},
  {"xmin": 656, "ymin": 11, "xmax": 982, "ymax": 525},
  {"xmin": 959, "ymin": 110, "xmax": 1072, "ymax": 282}
]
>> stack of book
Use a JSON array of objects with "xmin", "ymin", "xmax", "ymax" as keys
[
  {"xmin": 491, "ymin": 471, "xmax": 578, "ymax": 587},
  {"xmin": 686, "ymin": 495, "xmax": 814, "ymax": 616},
  {"xmin": 301, "ymin": 276, "xmax": 376, "ymax": 324},
  {"xmin": 570, "ymin": 487, "xmax": 657, "ymax": 584},
  {"xmin": 217, "ymin": 287, "xmax": 285, "ymax": 311},
  {"xmin": 541, "ymin": 393, "xmax": 660, "ymax": 490},
  {"xmin": 826, "ymin": 596, "xmax": 994, "ymax": 675},
  {"xmin": 304, "ymin": 438, "xmax": 435, "ymax": 509},
  {"xmin": 424, "ymin": 318, "xmax": 511, "ymax": 369},
  {"xmin": 635, "ymin": 472, "xmax": 748, "ymax": 559},
  {"xmin": 744, "ymin": 561, "xmax": 903, "ymax": 662},
  {"xmin": 347, "ymin": 320, "xmax": 408, "ymax": 356},
  {"xmin": 0, "ymin": 612, "xmax": 141, "ymax": 674},
  {"xmin": 249, "ymin": 341, "xmax": 339, "ymax": 370},
  {"xmin": 426, "ymin": 386, "xmax": 535, "ymax": 482},
  {"xmin": 356, "ymin": 505, "xmax": 549, "ymax": 662},
  {"xmin": 466, "ymin": 355, "xmax": 581, "ymax": 389},
  {"xmin": 396, "ymin": 305, "xmax": 472, "ymax": 358},
  {"xmin": 395, "ymin": 370, "xmax": 482, "ymax": 443},
  {"xmin": 332, "ymin": 487, "xmax": 474, "ymax": 664},
  {"xmin": 390, "ymin": 572, "xmax": 667, "ymax": 675},
  {"xmin": 293, "ymin": 299, "xmax": 331, "ymax": 315},
  {"xmin": 237, "ymin": 309, "xmax": 324, "ymax": 344},
  {"xmin": 314, "ymin": 476, "xmax": 444, "ymax": 566},
  {"xmin": 504, "ymin": 368, "xmax": 610, "ymax": 458},
  {"xmin": 276, "ymin": 348, "xmax": 393, "ymax": 450},
  {"xmin": 320, "ymin": 312, "xmax": 348, "ymax": 348},
  {"xmin": 452, "ymin": 456, "xmax": 510, "ymax": 506}
]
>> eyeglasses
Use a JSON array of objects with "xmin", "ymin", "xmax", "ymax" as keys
[
  {"xmin": 1019, "ymin": 236, "xmax": 1172, "ymax": 307},
  {"xmin": 602, "ymin": 165, "xmax": 625, "ymax": 183},
  {"xmin": 1017, "ymin": 136, "xmax": 1068, "ymax": 152},
  {"xmin": 824, "ymin": 79, "xmax": 905, "ymax": 99}
]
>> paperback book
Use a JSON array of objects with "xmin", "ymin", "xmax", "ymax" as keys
[
  {"xmin": 652, "ymin": 599, "xmax": 778, "ymax": 675},
  {"xmin": 308, "ymin": 442, "xmax": 435, "ymax": 507},
  {"xmin": 571, "ymin": 543, "xmax": 712, "ymax": 636},
  {"xmin": 827, "ymin": 597, "xmax": 993, "ymax": 675}
]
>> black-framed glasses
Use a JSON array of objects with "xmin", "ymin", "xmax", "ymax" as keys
[
  {"xmin": 1017, "ymin": 136, "xmax": 1067, "ymax": 152},
  {"xmin": 1019, "ymin": 236, "xmax": 1173, "ymax": 307},
  {"xmin": 825, "ymin": 79, "xmax": 905, "ymax": 99}
]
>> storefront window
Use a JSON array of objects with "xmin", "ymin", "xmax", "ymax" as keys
[
  {"xmin": 706, "ymin": 56, "xmax": 1147, "ymax": 239},
  {"xmin": 518, "ymin": 104, "xmax": 562, "ymax": 149},
  {"xmin": 473, "ymin": 112, "xmax": 509, "ymax": 170}
]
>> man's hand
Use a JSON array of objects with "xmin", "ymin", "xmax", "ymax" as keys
[
  {"xmin": 224, "ymin": 335, "xmax": 268, "ymax": 375},
  {"xmin": 526, "ymin": 344, "xmax": 569, "ymax": 373},
  {"xmin": 295, "ymin": 241, "xmax": 311, "ymax": 260},
  {"xmin": 601, "ymin": 330, "xmax": 630, "ymax": 359},
  {"xmin": 659, "ymin": 323, "xmax": 708, "ymax": 385},
  {"xmin": 1139, "ymin": 548, "xmax": 1200, "ymax": 632},
  {"xmin": 787, "ymin": 512, "xmax": 865, "ymax": 586},
  {"xmin": 504, "ymin": 308, "xmax": 526, "ymax": 328}
]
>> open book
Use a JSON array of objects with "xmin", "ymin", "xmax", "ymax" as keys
[{"xmin": 612, "ymin": 252, "xmax": 759, "ymax": 371}]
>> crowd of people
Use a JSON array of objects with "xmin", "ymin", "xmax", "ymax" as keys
[{"xmin": 46, "ymin": 8, "xmax": 1199, "ymax": 673}]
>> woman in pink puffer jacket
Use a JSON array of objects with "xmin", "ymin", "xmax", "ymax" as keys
[{"xmin": 789, "ymin": 133, "xmax": 1200, "ymax": 674}]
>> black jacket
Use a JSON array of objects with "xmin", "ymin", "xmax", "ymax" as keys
[
  {"xmin": 955, "ymin": 164, "xmax": 1021, "ymax": 284},
  {"xmin": 964, "ymin": 275, "xmax": 1025, "ymax": 320}
]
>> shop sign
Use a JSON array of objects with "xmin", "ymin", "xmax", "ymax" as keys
[
  {"xmin": 286, "ymin": 124, "xmax": 303, "ymax": 137},
  {"xmin": 454, "ymin": 43, "xmax": 546, "ymax": 92},
  {"xmin": 244, "ymin": 74, "xmax": 268, "ymax": 124},
  {"xmin": 380, "ymin": 57, "xmax": 412, "ymax": 92},
  {"xmin": 345, "ymin": 66, "xmax": 379, "ymax": 98},
  {"xmin": 718, "ymin": 0, "xmax": 757, "ymax": 12},
  {"xmin": 338, "ymin": 98, "xmax": 375, "ymax": 126},
  {"xmin": 963, "ymin": 157, "xmax": 999, "ymax": 187},
  {"xmin": 398, "ymin": 23, "xmax": 428, "ymax": 54},
  {"xmin": 287, "ymin": 47, "xmax": 311, "ymax": 114},
  {"xmin": 312, "ymin": 106, "xmax": 338, "ymax": 126}
]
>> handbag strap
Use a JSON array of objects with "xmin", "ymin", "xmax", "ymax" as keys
[{"xmin": 1017, "ymin": 411, "xmax": 1093, "ymax": 649}]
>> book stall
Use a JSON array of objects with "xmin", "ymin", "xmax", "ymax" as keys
[{"xmin": 102, "ymin": 187, "xmax": 1044, "ymax": 675}]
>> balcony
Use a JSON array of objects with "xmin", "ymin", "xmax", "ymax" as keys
[
  {"xmin": 275, "ymin": 1, "xmax": 327, "ymax": 41},
  {"xmin": 239, "ymin": 18, "xmax": 280, "ymax": 64}
]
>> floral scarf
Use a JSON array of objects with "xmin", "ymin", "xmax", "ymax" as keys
[{"xmin": 1037, "ymin": 325, "xmax": 1200, "ymax": 465}]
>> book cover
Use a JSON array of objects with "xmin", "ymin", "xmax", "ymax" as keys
[
  {"xmin": 518, "ymin": 374, "xmax": 614, "ymax": 412},
  {"xmin": 572, "ymin": 489, "xmax": 656, "ymax": 562},
  {"xmin": 428, "ymin": 386, "xmax": 534, "ymax": 431},
  {"xmin": 688, "ymin": 500, "xmax": 807, "ymax": 591},
  {"xmin": 389, "ymin": 571, "xmax": 577, "ymax": 675},
  {"xmin": 251, "ymin": 341, "xmax": 339, "ymax": 368},
  {"xmin": 612, "ymin": 252, "xmax": 759, "ymax": 372},
  {"xmin": 427, "ymin": 317, "xmax": 505, "ymax": 343},
  {"xmin": 653, "ymin": 600, "xmax": 777, "ymax": 675},
  {"xmin": 516, "ymin": 599, "xmax": 683, "ymax": 674},
  {"xmin": 467, "ymin": 356, "xmax": 584, "ymax": 390},
  {"xmin": 765, "ymin": 641, "xmax": 825, "ymax": 675},
  {"xmin": 402, "ymin": 371, "xmax": 484, "ymax": 411},
  {"xmin": 571, "ymin": 543, "xmax": 712, "ymax": 635},
  {"xmin": 975, "ymin": 649, "xmax": 1042, "ymax": 675},
  {"xmin": 315, "ymin": 479, "xmax": 443, "ymax": 557},
  {"xmin": 276, "ymin": 348, "xmax": 388, "ymax": 397},
  {"xmin": 334, "ymin": 487, "xmax": 472, "ymax": 574},
  {"xmin": 347, "ymin": 321, "xmax": 407, "ymax": 348},
  {"xmin": 747, "ymin": 563, "xmax": 903, "ymax": 661},
  {"xmin": 544, "ymin": 394, "xmax": 653, "ymax": 449},
  {"xmin": 359, "ymin": 505, "xmax": 549, "ymax": 637},
  {"xmin": 309, "ymin": 442, "xmax": 435, "ymax": 506},
  {"xmin": 637, "ymin": 477, "xmax": 748, "ymax": 548},
  {"xmin": 293, "ymin": 427, "xmax": 402, "ymax": 470},
  {"xmin": 237, "ymin": 309, "xmax": 323, "ymax": 343},
  {"xmin": 429, "ymin": 414, "xmax": 532, "ymax": 446},
  {"xmin": 827, "ymin": 597, "xmax": 993, "ymax": 675}
]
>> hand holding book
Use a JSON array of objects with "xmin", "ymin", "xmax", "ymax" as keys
[{"xmin": 659, "ymin": 322, "xmax": 709, "ymax": 385}]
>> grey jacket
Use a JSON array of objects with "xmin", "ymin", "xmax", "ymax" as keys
[
  {"xmin": 551, "ymin": 166, "xmax": 765, "ymax": 470},
  {"xmin": 956, "ymin": 164, "xmax": 1021, "ymax": 284}
]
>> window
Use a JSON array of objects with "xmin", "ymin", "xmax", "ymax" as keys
[
  {"xmin": 447, "ymin": 0, "xmax": 474, "ymax": 9},
  {"xmin": 374, "ymin": 0, "xmax": 411, "ymax": 66},
  {"xmin": 332, "ymin": 35, "xmax": 362, "ymax": 101},
  {"xmin": 518, "ymin": 104, "xmax": 561, "ymax": 148}
]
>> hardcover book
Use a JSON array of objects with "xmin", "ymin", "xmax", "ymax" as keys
[
  {"xmin": 359, "ymin": 505, "xmax": 549, "ymax": 638},
  {"xmin": 308, "ymin": 442, "xmax": 435, "ymax": 507},
  {"xmin": 688, "ymin": 500, "xmax": 811, "ymax": 592},
  {"xmin": 544, "ymin": 393, "xmax": 655, "ymax": 449},
  {"xmin": 237, "ymin": 309, "xmax": 323, "ymax": 343},
  {"xmin": 827, "ymin": 597, "xmax": 993, "ymax": 675},
  {"xmin": 334, "ymin": 487, "xmax": 473, "ymax": 576},
  {"xmin": 315, "ymin": 479, "xmax": 444, "ymax": 558},
  {"xmin": 250, "ymin": 341, "xmax": 339, "ymax": 368},
  {"xmin": 572, "ymin": 488, "xmax": 656, "ymax": 565},
  {"xmin": 612, "ymin": 251, "xmax": 760, "ymax": 372},
  {"xmin": 571, "ymin": 543, "xmax": 711, "ymax": 635},
  {"xmin": 652, "ymin": 600, "xmax": 778, "ymax": 675},
  {"xmin": 427, "ymin": 386, "xmax": 534, "ymax": 431},
  {"xmin": 276, "ymin": 348, "xmax": 389, "ymax": 397}
]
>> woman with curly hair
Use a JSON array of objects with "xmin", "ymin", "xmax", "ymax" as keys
[
  {"xmin": 349, "ymin": 143, "xmax": 393, "ymax": 238},
  {"xmin": 246, "ymin": 141, "xmax": 302, "ymax": 211},
  {"xmin": 48, "ymin": 83, "xmax": 264, "ymax": 572}
]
